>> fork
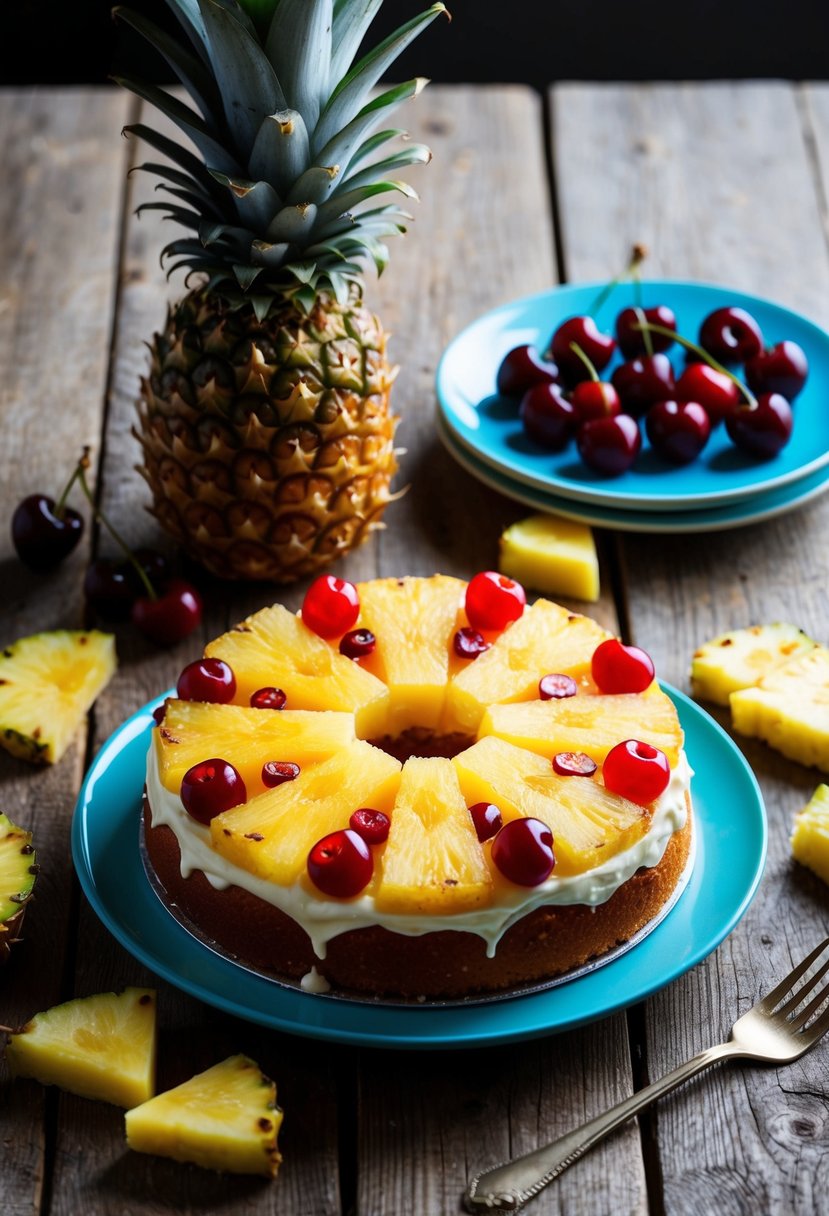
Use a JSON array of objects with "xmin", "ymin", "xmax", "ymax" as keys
[{"xmin": 464, "ymin": 937, "xmax": 829, "ymax": 1214}]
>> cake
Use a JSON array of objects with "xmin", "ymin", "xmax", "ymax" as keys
[{"xmin": 143, "ymin": 573, "xmax": 693, "ymax": 998}]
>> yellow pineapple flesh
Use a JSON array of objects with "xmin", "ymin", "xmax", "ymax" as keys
[
  {"xmin": 730, "ymin": 646, "xmax": 829, "ymax": 771},
  {"xmin": 791, "ymin": 784, "xmax": 829, "ymax": 885},
  {"xmin": 691, "ymin": 622, "xmax": 816, "ymax": 706},
  {"xmin": 5, "ymin": 988, "xmax": 156, "ymax": 1108},
  {"xmin": 125, "ymin": 1054, "xmax": 282, "ymax": 1177},
  {"xmin": 0, "ymin": 813, "xmax": 37, "ymax": 964},
  {"xmin": 375, "ymin": 757, "xmax": 493, "ymax": 914},
  {"xmin": 498, "ymin": 513, "xmax": 600, "ymax": 602}
]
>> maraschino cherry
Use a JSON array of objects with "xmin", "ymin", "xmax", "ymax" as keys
[
  {"xmin": 262, "ymin": 760, "xmax": 300, "ymax": 788},
  {"xmin": 465, "ymin": 571, "xmax": 526, "ymax": 631},
  {"xmin": 181, "ymin": 759, "xmax": 246, "ymax": 824},
  {"xmin": 340, "ymin": 628, "xmax": 376, "ymax": 659},
  {"xmin": 491, "ymin": 817, "xmax": 555, "ymax": 886},
  {"xmin": 468, "ymin": 802, "xmax": 503, "ymax": 842},
  {"xmin": 302, "ymin": 575, "xmax": 360, "ymax": 638},
  {"xmin": 453, "ymin": 627, "xmax": 490, "ymax": 659},
  {"xmin": 602, "ymin": 740, "xmax": 670, "ymax": 805},
  {"xmin": 307, "ymin": 829, "xmax": 373, "ymax": 898},
  {"xmin": 553, "ymin": 752, "xmax": 598, "ymax": 776},
  {"xmin": 177, "ymin": 657, "xmax": 236, "ymax": 703},
  {"xmin": 250, "ymin": 686, "xmax": 287, "ymax": 710},
  {"xmin": 592, "ymin": 638, "xmax": 654, "ymax": 693},
  {"xmin": 349, "ymin": 808, "xmax": 391, "ymax": 844},
  {"xmin": 539, "ymin": 673, "xmax": 577, "ymax": 700}
]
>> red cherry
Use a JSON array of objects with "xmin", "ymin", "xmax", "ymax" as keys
[
  {"xmin": 615, "ymin": 305, "xmax": 677, "ymax": 358},
  {"xmin": 262, "ymin": 760, "xmax": 300, "ymax": 788},
  {"xmin": 539, "ymin": 673, "xmax": 577, "ymax": 700},
  {"xmin": 181, "ymin": 759, "xmax": 246, "ymax": 825},
  {"xmin": 468, "ymin": 801, "xmax": 503, "ymax": 842},
  {"xmin": 675, "ymin": 364, "xmax": 740, "ymax": 426},
  {"xmin": 250, "ymin": 686, "xmax": 287, "ymax": 710},
  {"xmin": 12, "ymin": 494, "xmax": 84, "ymax": 571},
  {"xmin": 550, "ymin": 317, "xmax": 616, "ymax": 384},
  {"xmin": 496, "ymin": 344, "xmax": 559, "ymax": 398},
  {"xmin": 611, "ymin": 354, "xmax": 675, "ymax": 417},
  {"xmin": 349, "ymin": 808, "xmax": 391, "ymax": 844},
  {"xmin": 177, "ymin": 657, "xmax": 236, "ymax": 703},
  {"xmin": 301, "ymin": 575, "xmax": 360, "ymax": 638},
  {"xmin": 592, "ymin": 638, "xmax": 654, "ymax": 693},
  {"xmin": 645, "ymin": 399, "xmax": 711, "ymax": 465},
  {"xmin": 570, "ymin": 380, "xmax": 621, "ymax": 425},
  {"xmin": 699, "ymin": 306, "xmax": 764, "ymax": 363},
  {"xmin": 465, "ymin": 571, "xmax": 526, "ymax": 631},
  {"xmin": 453, "ymin": 626, "xmax": 490, "ymax": 659},
  {"xmin": 577, "ymin": 414, "xmax": 641, "ymax": 476},
  {"xmin": 725, "ymin": 393, "xmax": 793, "ymax": 458},
  {"xmin": 84, "ymin": 558, "xmax": 134, "ymax": 622},
  {"xmin": 339, "ymin": 628, "xmax": 376, "ymax": 659},
  {"xmin": 152, "ymin": 703, "xmax": 167, "ymax": 726},
  {"xmin": 552, "ymin": 751, "xmax": 598, "ymax": 777},
  {"xmin": 745, "ymin": 341, "xmax": 809, "ymax": 400},
  {"xmin": 603, "ymin": 739, "xmax": 670, "ymax": 805},
  {"xmin": 491, "ymin": 817, "xmax": 555, "ymax": 886},
  {"xmin": 131, "ymin": 578, "xmax": 203, "ymax": 646},
  {"xmin": 519, "ymin": 382, "xmax": 577, "ymax": 450},
  {"xmin": 307, "ymin": 828, "xmax": 373, "ymax": 898},
  {"xmin": 127, "ymin": 548, "xmax": 170, "ymax": 596}
]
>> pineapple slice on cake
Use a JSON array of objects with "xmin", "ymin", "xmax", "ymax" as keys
[
  {"xmin": 730, "ymin": 646, "xmax": 829, "ymax": 771},
  {"xmin": 791, "ymin": 784, "xmax": 829, "ymax": 885},
  {"xmin": 691, "ymin": 622, "xmax": 816, "ymax": 706},
  {"xmin": 5, "ymin": 988, "xmax": 156, "ymax": 1108},
  {"xmin": 126, "ymin": 1055, "xmax": 282, "ymax": 1177},
  {"xmin": 0, "ymin": 814, "xmax": 38, "ymax": 964}
]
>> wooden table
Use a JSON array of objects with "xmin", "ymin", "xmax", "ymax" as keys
[{"xmin": 2, "ymin": 81, "xmax": 829, "ymax": 1216}]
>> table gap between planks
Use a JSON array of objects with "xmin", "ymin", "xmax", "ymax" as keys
[{"xmin": 0, "ymin": 80, "xmax": 826, "ymax": 1216}]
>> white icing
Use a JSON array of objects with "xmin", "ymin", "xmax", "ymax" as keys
[{"xmin": 300, "ymin": 966, "xmax": 332, "ymax": 994}]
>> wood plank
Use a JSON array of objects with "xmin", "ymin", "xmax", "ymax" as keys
[{"xmin": 553, "ymin": 81, "xmax": 829, "ymax": 1214}]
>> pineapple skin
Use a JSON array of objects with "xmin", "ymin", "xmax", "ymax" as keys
[
  {"xmin": 0, "ymin": 814, "xmax": 37, "ymax": 964},
  {"xmin": 791, "ymin": 784, "xmax": 829, "ymax": 885}
]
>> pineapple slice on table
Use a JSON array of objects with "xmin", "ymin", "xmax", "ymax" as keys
[
  {"xmin": 375, "ymin": 757, "xmax": 493, "ymax": 914},
  {"xmin": 791, "ymin": 784, "xmax": 829, "ymax": 885},
  {"xmin": 155, "ymin": 700, "xmax": 356, "ymax": 798},
  {"xmin": 205, "ymin": 603, "xmax": 389, "ymax": 738},
  {"xmin": 454, "ymin": 737, "xmax": 649, "ymax": 877},
  {"xmin": 0, "ymin": 630, "xmax": 116, "ymax": 764},
  {"xmin": 730, "ymin": 647, "xmax": 829, "ymax": 771},
  {"xmin": 498, "ymin": 513, "xmax": 600, "ymax": 602},
  {"xmin": 5, "ymin": 988, "xmax": 156, "ymax": 1108},
  {"xmin": 126, "ymin": 1055, "xmax": 282, "ymax": 1177},
  {"xmin": 0, "ymin": 814, "xmax": 38, "ymax": 964},
  {"xmin": 691, "ymin": 622, "xmax": 816, "ymax": 706}
]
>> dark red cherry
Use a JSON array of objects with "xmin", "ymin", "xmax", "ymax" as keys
[
  {"xmin": 496, "ymin": 344, "xmax": 559, "ymax": 398},
  {"xmin": 307, "ymin": 828, "xmax": 373, "ymax": 898},
  {"xmin": 465, "ymin": 571, "xmax": 526, "ymax": 631},
  {"xmin": 611, "ymin": 354, "xmax": 675, "ymax": 417},
  {"xmin": 301, "ymin": 575, "xmax": 360, "ymax": 638},
  {"xmin": 83, "ymin": 558, "xmax": 134, "ymax": 621},
  {"xmin": 570, "ymin": 380, "xmax": 621, "ymax": 424},
  {"xmin": 592, "ymin": 638, "xmax": 654, "ymax": 693},
  {"xmin": 615, "ymin": 305, "xmax": 677, "ymax": 358},
  {"xmin": 468, "ymin": 801, "xmax": 503, "ymax": 842},
  {"xmin": 577, "ymin": 414, "xmax": 641, "ymax": 476},
  {"xmin": 491, "ymin": 817, "xmax": 555, "ymax": 886},
  {"xmin": 12, "ymin": 494, "xmax": 84, "ymax": 571},
  {"xmin": 550, "ymin": 316, "xmax": 616, "ymax": 384},
  {"xmin": 519, "ymin": 382, "xmax": 577, "ymax": 450},
  {"xmin": 131, "ymin": 578, "xmax": 203, "ymax": 646},
  {"xmin": 349, "ymin": 808, "xmax": 391, "ymax": 844},
  {"xmin": 745, "ymin": 341, "xmax": 808, "ymax": 401},
  {"xmin": 539, "ymin": 673, "xmax": 577, "ymax": 700},
  {"xmin": 552, "ymin": 751, "xmax": 598, "ymax": 777},
  {"xmin": 645, "ymin": 399, "xmax": 711, "ymax": 465},
  {"xmin": 340, "ymin": 628, "xmax": 376, "ymax": 659},
  {"xmin": 250, "ymin": 686, "xmax": 287, "ymax": 710},
  {"xmin": 177, "ymin": 657, "xmax": 236, "ymax": 703},
  {"xmin": 152, "ymin": 703, "xmax": 167, "ymax": 726},
  {"xmin": 675, "ymin": 363, "xmax": 740, "ymax": 426},
  {"xmin": 262, "ymin": 760, "xmax": 300, "ymax": 788},
  {"xmin": 126, "ymin": 547, "xmax": 170, "ymax": 595},
  {"xmin": 181, "ymin": 758, "xmax": 246, "ymax": 824},
  {"xmin": 725, "ymin": 393, "xmax": 793, "ymax": 458},
  {"xmin": 602, "ymin": 739, "xmax": 670, "ymax": 805},
  {"xmin": 453, "ymin": 626, "xmax": 490, "ymax": 659},
  {"xmin": 699, "ymin": 306, "xmax": 764, "ymax": 363}
]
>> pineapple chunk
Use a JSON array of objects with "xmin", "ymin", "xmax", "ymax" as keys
[
  {"xmin": 0, "ymin": 630, "xmax": 116, "ymax": 764},
  {"xmin": 126, "ymin": 1054, "xmax": 281, "ymax": 1177},
  {"xmin": 479, "ymin": 688, "xmax": 683, "ymax": 767},
  {"xmin": 355, "ymin": 575, "xmax": 465, "ymax": 731},
  {"xmin": 0, "ymin": 813, "xmax": 37, "ymax": 964},
  {"xmin": 206, "ymin": 603, "xmax": 389, "ymax": 738},
  {"xmin": 454, "ymin": 736, "xmax": 649, "ymax": 876},
  {"xmin": 448, "ymin": 599, "xmax": 611, "ymax": 732},
  {"xmin": 691, "ymin": 622, "xmax": 816, "ymax": 706},
  {"xmin": 791, "ymin": 784, "xmax": 829, "ymax": 885},
  {"xmin": 375, "ymin": 757, "xmax": 493, "ymax": 914},
  {"xmin": 155, "ymin": 700, "xmax": 356, "ymax": 796},
  {"xmin": 5, "ymin": 988, "xmax": 156, "ymax": 1108},
  {"xmin": 730, "ymin": 647, "xmax": 829, "ymax": 771},
  {"xmin": 212, "ymin": 740, "xmax": 401, "ymax": 886},
  {"xmin": 498, "ymin": 513, "xmax": 600, "ymax": 602}
]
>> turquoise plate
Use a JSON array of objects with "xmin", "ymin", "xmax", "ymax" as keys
[
  {"xmin": 72, "ymin": 686, "xmax": 766, "ymax": 1049},
  {"xmin": 436, "ymin": 280, "xmax": 829, "ymax": 512}
]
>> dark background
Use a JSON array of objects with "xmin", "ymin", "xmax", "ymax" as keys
[{"xmin": 4, "ymin": 0, "xmax": 829, "ymax": 87}]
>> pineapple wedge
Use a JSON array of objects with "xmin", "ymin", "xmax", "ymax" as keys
[
  {"xmin": 125, "ymin": 1054, "xmax": 282, "ymax": 1177},
  {"xmin": 791, "ymin": 784, "xmax": 829, "ymax": 885},
  {"xmin": 5, "ymin": 988, "xmax": 156, "ymax": 1107},
  {"xmin": 0, "ymin": 813, "xmax": 37, "ymax": 964},
  {"xmin": 375, "ymin": 757, "xmax": 493, "ymax": 914},
  {"xmin": 498, "ymin": 513, "xmax": 600, "ymax": 602},
  {"xmin": 691, "ymin": 622, "xmax": 816, "ymax": 706},
  {"xmin": 0, "ymin": 630, "xmax": 116, "ymax": 764},
  {"xmin": 730, "ymin": 647, "xmax": 829, "ymax": 771}
]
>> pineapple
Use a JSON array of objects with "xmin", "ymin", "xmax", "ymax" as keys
[
  {"xmin": 115, "ymin": 0, "xmax": 447, "ymax": 581},
  {"xmin": 791, "ymin": 784, "xmax": 829, "ymax": 885},
  {"xmin": 730, "ymin": 646, "xmax": 829, "ymax": 771},
  {"xmin": 125, "ymin": 1054, "xmax": 282, "ymax": 1177},
  {"xmin": 0, "ymin": 630, "xmax": 116, "ymax": 764},
  {"xmin": 5, "ymin": 988, "xmax": 156, "ymax": 1108},
  {"xmin": 0, "ymin": 814, "xmax": 38, "ymax": 964},
  {"xmin": 498, "ymin": 513, "xmax": 600, "ymax": 602},
  {"xmin": 691, "ymin": 622, "xmax": 816, "ymax": 706}
]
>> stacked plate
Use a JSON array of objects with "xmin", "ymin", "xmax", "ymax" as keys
[{"xmin": 435, "ymin": 281, "xmax": 829, "ymax": 533}]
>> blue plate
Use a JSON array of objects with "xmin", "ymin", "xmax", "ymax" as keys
[
  {"xmin": 72, "ymin": 686, "xmax": 766, "ymax": 1049},
  {"xmin": 436, "ymin": 280, "xmax": 829, "ymax": 512}
]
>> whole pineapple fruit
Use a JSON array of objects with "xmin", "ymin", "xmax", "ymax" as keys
[{"xmin": 115, "ymin": 0, "xmax": 446, "ymax": 581}]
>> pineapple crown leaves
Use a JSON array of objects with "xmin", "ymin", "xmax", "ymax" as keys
[{"xmin": 115, "ymin": 0, "xmax": 448, "ymax": 313}]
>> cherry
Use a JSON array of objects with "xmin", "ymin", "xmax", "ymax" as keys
[
  {"xmin": 340, "ymin": 628, "xmax": 376, "ymax": 660},
  {"xmin": 301, "ymin": 574, "xmax": 360, "ymax": 638},
  {"xmin": 570, "ymin": 379, "xmax": 621, "ymax": 425},
  {"xmin": 468, "ymin": 801, "xmax": 503, "ymax": 842},
  {"xmin": 83, "ymin": 558, "xmax": 134, "ymax": 621},
  {"xmin": 745, "ymin": 341, "xmax": 808, "ymax": 401},
  {"xmin": 577, "ymin": 414, "xmax": 641, "ymax": 476},
  {"xmin": 307, "ymin": 828, "xmax": 373, "ymax": 898},
  {"xmin": 552, "ymin": 751, "xmax": 598, "ymax": 777},
  {"xmin": 12, "ymin": 494, "xmax": 84, "ymax": 571},
  {"xmin": 349, "ymin": 807, "xmax": 391, "ymax": 844},
  {"xmin": 491, "ymin": 817, "xmax": 555, "ymax": 886},
  {"xmin": 592, "ymin": 638, "xmax": 654, "ymax": 693},
  {"xmin": 496, "ymin": 344, "xmax": 559, "ymax": 398},
  {"xmin": 181, "ymin": 758, "xmax": 246, "ymax": 824},
  {"xmin": 250, "ymin": 686, "xmax": 287, "ymax": 710},
  {"xmin": 453, "ymin": 626, "xmax": 490, "ymax": 659},
  {"xmin": 699, "ymin": 306, "xmax": 764, "ymax": 363},
  {"xmin": 616, "ymin": 305, "xmax": 677, "ymax": 358},
  {"xmin": 177, "ymin": 657, "xmax": 236, "ymax": 703},
  {"xmin": 262, "ymin": 760, "xmax": 300, "ymax": 788},
  {"xmin": 725, "ymin": 393, "xmax": 793, "ymax": 458},
  {"xmin": 131, "ymin": 578, "xmax": 203, "ymax": 646},
  {"xmin": 539, "ymin": 673, "xmax": 577, "ymax": 700},
  {"xmin": 645, "ymin": 399, "xmax": 711, "ymax": 465},
  {"xmin": 519, "ymin": 382, "xmax": 577, "ymax": 450},
  {"xmin": 611, "ymin": 353, "xmax": 675, "ymax": 417},
  {"xmin": 152, "ymin": 703, "xmax": 167, "ymax": 727},
  {"xmin": 127, "ymin": 547, "xmax": 170, "ymax": 595},
  {"xmin": 602, "ymin": 739, "xmax": 670, "ymax": 805},
  {"xmin": 675, "ymin": 363, "xmax": 740, "ymax": 426},
  {"xmin": 465, "ymin": 571, "xmax": 526, "ymax": 631},
  {"xmin": 550, "ymin": 317, "xmax": 616, "ymax": 384}
]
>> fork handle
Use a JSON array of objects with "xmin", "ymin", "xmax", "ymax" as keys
[{"xmin": 464, "ymin": 1041, "xmax": 741, "ymax": 1213}]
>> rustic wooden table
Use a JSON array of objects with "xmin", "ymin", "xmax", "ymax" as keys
[{"xmin": 2, "ymin": 80, "xmax": 829, "ymax": 1216}]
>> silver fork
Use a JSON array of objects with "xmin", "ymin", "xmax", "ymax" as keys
[{"xmin": 464, "ymin": 937, "xmax": 829, "ymax": 1214}]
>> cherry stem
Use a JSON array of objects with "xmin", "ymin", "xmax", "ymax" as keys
[
  {"xmin": 53, "ymin": 448, "xmax": 90, "ymax": 521},
  {"xmin": 587, "ymin": 243, "xmax": 648, "ymax": 317},
  {"xmin": 633, "ymin": 321, "xmax": 757, "ymax": 407},
  {"xmin": 632, "ymin": 305, "xmax": 653, "ymax": 358},
  {"xmin": 569, "ymin": 341, "xmax": 599, "ymax": 382},
  {"xmin": 75, "ymin": 458, "xmax": 158, "ymax": 600}
]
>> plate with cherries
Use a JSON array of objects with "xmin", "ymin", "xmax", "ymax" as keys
[{"xmin": 436, "ymin": 278, "xmax": 829, "ymax": 513}]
